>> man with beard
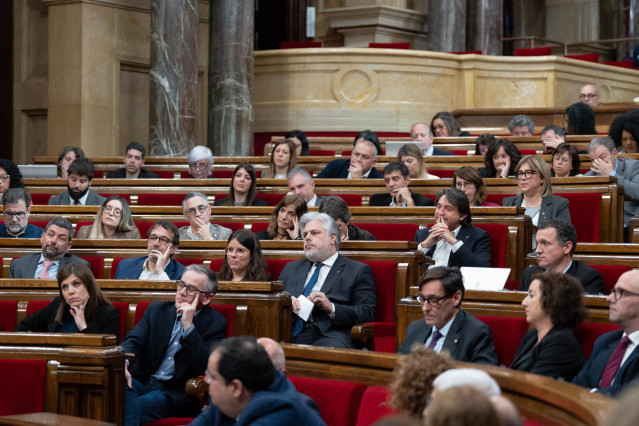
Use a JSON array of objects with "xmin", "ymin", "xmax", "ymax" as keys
[
  {"xmin": 0, "ymin": 188, "xmax": 44, "ymax": 238},
  {"xmin": 49, "ymin": 157, "xmax": 105, "ymax": 206},
  {"xmin": 278, "ymin": 212, "xmax": 376, "ymax": 348},
  {"xmin": 114, "ymin": 220, "xmax": 185, "ymax": 280},
  {"xmin": 8, "ymin": 217, "xmax": 89, "ymax": 278}
]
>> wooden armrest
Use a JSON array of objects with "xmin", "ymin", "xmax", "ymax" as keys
[
  {"xmin": 185, "ymin": 376, "xmax": 208, "ymax": 400},
  {"xmin": 350, "ymin": 324, "xmax": 374, "ymax": 349}
]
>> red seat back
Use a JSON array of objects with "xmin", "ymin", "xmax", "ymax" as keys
[
  {"xmin": 30, "ymin": 221, "xmax": 49, "ymax": 230},
  {"xmin": 601, "ymin": 59, "xmax": 635, "ymax": 68},
  {"xmin": 561, "ymin": 193, "xmax": 601, "ymax": 242},
  {"xmin": 266, "ymin": 259, "xmax": 292, "ymax": 281},
  {"xmin": 111, "ymin": 301, "xmax": 128, "ymax": 342},
  {"xmin": 25, "ymin": 300, "xmax": 51, "ymax": 316},
  {"xmin": 355, "ymin": 386, "xmax": 397, "ymax": 426},
  {"xmin": 212, "ymin": 304, "xmax": 236, "ymax": 337},
  {"xmin": 150, "ymin": 170, "xmax": 175, "ymax": 179},
  {"xmin": 289, "ymin": 376, "xmax": 366, "ymax": 426},
  {"xmin": 486, "ymin": 193, "xmax": 516, "ymax": 205},
  {"xmin": 251, "ymin": 222, "xmax": 269, "ymax": 233},
  {"xmin": 564, "ymin": 52, "xmax": 599, "ymax": 62},
  {"xmin": 352, "ymin": 223, "xmax": 419, "ymax": 241},
  {"xmin": 174, "ymin": 258, "xmax": 204, "ymax": 267},
  {"xmin": 368, "ymin": 42, "xmax": 410, "ymax": 49},
  {"xmin": 574, "ymin": 322, "xmax": 621, "ymax": 359},
  {"xmin": 218, "ymin": 222, "xmax": 245, "ymax": 232},
  {"xmin": 429, "ymin": 169, "xmax": 455, "ymax": 178},
  {"xmin": 474, "ymin": 223, "xmax": 508, "ymax": 268},
  {"xmin": 477, "ymin": 315, "xmax": 529, "ymax": 366},
  {"xmin": 515, "ymin": 46, "xmax": 552, "ymax": 56},
  {"xmin": 134, "ymin": 301, "xmax": 152, "ymax": 326},
  {"xmin": 137, "ymin": 193, "xmax": 185, "ymax": 206},
  {"xmin": 358, "ymin": 260, "xmax": 398, "ymax": 353},
  {"xmin": 450, "ymin": 50, "xmax": 482, "ymax": 55},
  {"xmin": 110, "ymin": 257, "xmax": 126, "ymax": 279},
  {"xmin": 519, "ymin": 149, "xmax": 538, "ymax": 155},
  {"xmin": 80, "ymin": 256, "xmax": 104, "ymax": 278},
  {"xmin": 317, "ymin": 194, "xmax": 362, "ymax": 207},
  {"xmin": 0, "ymin": 300, "xmax": 17, "ymax": 331},
  {"xmin": 255, "ymin": 193, "xmax": 285, "ymax": 206},
  {"xmin": 449, "ymin": 150, "xmax": 468, "ymax": 156},
  {"xmin": 98, "ymin": 193, "xmax": 131, "ymax": 203},
  {"xmin": 309, "ymin": 149, "xmax": 335, "ymax": 156},
  {"xmin": 31, "ymin": 194, "xmax": 51, "ymax": 205},
  {"xmin": 589, "ymin": 264, "xmax": 632, "ymax": 294},
  {"xmin": 134, "ymin": 221, "xmax": 155, "ymax": 238},
  {"xmin": 209, "ymin": 258, "xmax": 223, "ymax": 273},
  {"xmin": 0, "ymin": 359, "xmax": 47, "ymax": 415}
]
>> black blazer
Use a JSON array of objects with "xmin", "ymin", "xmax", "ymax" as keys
[
  {"xmin": 316, "ymin": 159, "xmax": 383, "ymax": 179},
  {"xmin": 213, "ymin": 197, "xmax": 269, "ymax": 207},
  {"xmin": 369, "ymin": 191, "xmax": 434, "ymax": 207},
  {"xmin": 502, "ymin": 194, "xmax": 571, "ymax": 226},
  {"xmin": 519, "ymin": 261, "xmax": 604, "ymax": 295},
  {"xmin": 397, "ymin": 310, "xmax": 498, "ymax": 365},
  {"xmin": 105, "ymin": 168, "xmax": 159, "ymax": 178},
  {"xmin": 414, "ymin": 225, "xmax": 491, "ymax": 268},
  {"xmin": 510, "ymin": 326, "xmax": 585, "ymax": 381},
  {"xmin": 15, "ymin": 296, "xmax": 121, "ymax": 343},
  {"xmin": 432, "ymin": 147, "xmax": 455, "ymax": 156}
]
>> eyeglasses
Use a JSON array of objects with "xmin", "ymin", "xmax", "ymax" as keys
[
  {"xmin": 190, "ymin": 162, "xmax": 209, "ymax": 170},
  {"xmin": 185, "ymin": 205, "xmax": 208, "ymax": 216},
  {"xmin": 4, "ymin": 211, "xmax": 26, "ymax": 219},
  {"xmin": 176, "ymin": 280, "xmax": 210, "ymax": 296},
  {"xmin": 414, "ymin": 293, "xmax": 451, "ymax": 307},
  {"xmin": 0, "ymin": 175, "xmax": 9, "ymax": 183},
  {"xmin": 579, "ymin": 93, "xmax": 598, "ymax": 100},
  {"xmin": 103, "ymin": 206, "xmax": 122, "ymax": 217},
  {"xmin": 455, "ymin": 181, "xmax": 474, "ymax": 190},
  {"xmin": 225, "ymin": 246, "xmax": 248, "ymax": 256},
  {"xmin": 148, "ymin": 234, "xmax": 172, "ymax": 245},
  {"xmin": 609, "ymin": 287, "xmax": 639, "ymax": 301},
  {"xmin": 516, "ymin": 170, "xmax": 537, "ymax": 180}
]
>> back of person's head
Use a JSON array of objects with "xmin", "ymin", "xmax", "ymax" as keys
[
  {"xmin": 46, "ymin": 217, "xmax": 75, "ymax": 241},
  {"xmin": 148, "ymin": 220, "xmax": 180, "ymax": 246},
  {"xmin": 507, "ymin": 115, "xmax": 535, "ymax": 134},
  {"xmin": 67, "ymin": 157, "xmax": 96, "ymax": 180},
  {"xmin": 2, "ymin": 187, "xmax": 31, "ymax": 207},
  {"xmin": 285, "ymin": 129, "xmax": 309, "ymax": 156},
  {"xmin": 383, "ymin": 161, "xmax": 410, "ymax": 179},
  {"xmin": 538, "ymin": 218, "xmax": 577, "ymax": 255},
  {"xmin": 436, "ymin": 188, "xmax": 471, "ymax": 226},
  {"xmin": 318, "ymin": 195, "xmax": 351, "ymax": 224},
  {"xmin": 425, "ymin": 386, "xmax": 500, "ymax": 426},
  {"xmin": 212, "ymin": 336, "xmax": 276, "ymax": 393},
  {"xmin": 185, "ymin": 263, "xmax": 218, "ymax": 294},
  {"xmin": 419, "ymin": 266, "xmax": 465, "ymax": 306},
  {"xmin": 126, "ymin": 141, "xmax": 146, "ymax": 158},
  {"xmin": 353, "ymin": 129, "xmax": 383, "ymax": 155},
  {"xmin": 531, "ymin": 271, "xmax": 587, "ymax": 328},
  {"xmin": 432, "ymin": 368, "xmax": 501, "ymax": 397},
  {"xmin": 565, "ymin": 102, "xmax": 596, "ymax": 135}
]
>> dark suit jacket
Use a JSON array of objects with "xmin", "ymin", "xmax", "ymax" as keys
[
  {"xmin": 369, "ymin": 191, "xmax": 434, "ymax": 207},
  {"xmin": 8, "ymin": 253, "xmax": 90, "ymax": 278},
  {"xmin": 121, "ymin": 301, "xmax": 227, "ymax": 415},
  {"xmin": 48, "ymin": 190, "xmax": 106, "ymax": 206},
  {"xmin": 519, "ymin": 261, "xmax": 604, "ymax": 295},
  {"xmin": 105, "ymin": 168, "xmax": 159, "ymax": 178},
  {"xmin": 431, "ymin": 147, "xmax": 455, "ymax": 156},
  {"xmin": 502, "ymin": 194, "xmax": 571, "ymax": 226},
  {"xmin": 414, "ymin": 225, "xmax": 491, "ymax": 267},
  {"xmin": 397, "ymin": 310, "xmax": 498, "ymax": 365},
  {"xmin": 114, "ymin": 256, "xmax": 186, "ymax": 280},
  {"xmin": 510, "ymin": 327, "xmax": 584, "ymax": 381},
  {"xmin": 316, "ymin": 159, "xmax": 383, "ymax": 179},
  {"xmin": 347, "ymin": 224, "xmax": 376, "ymax": 241},
  {"xmin": 586, "ymin": 157, "xmax": 639, "ymax": 225},
  {"xmin": 279, "ymin": 255, "xmax": 376, "ymax": 348},
  {"xmin": 573, "ymin": 329, "xmax": 639, "ymax": 395},
  {"xmin": 310, "ymin": 196, "xmax": 326, "ymax": 207},
  {"xmin": 213, "ymin": 197, "xmax": 269, "ymax": 206},
  {"xmin": 15, "ymin": 296, "xmax": 121, "ymax": 342}
]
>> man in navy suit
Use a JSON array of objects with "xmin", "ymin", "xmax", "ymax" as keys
[
  {"xmin": 316, "ymin": 136, "xmax": 383, "ymax": 179},
  {"xmin": 410, "ymin": 123, "xmax": 454, "ymax": 156},
  {"xmin": 369, "ymin": 162, "xmax": 433, "ymax": 207},
  {"xmin": 397, "ymin": 266, "xmax": 498, "ymax": 365},
  {"xmin": 114, "ymin": 220, "xmax": 185, "ymax": 280},
  {"xmin": 414, "ymin": 188, "xmax": 491, "ymax": 268},
  {"xmin": 573, "ymin": 269, "xmax": 639, "ymax": 396},
  {"xmin": 279, "ymin": 212, "xmax": 376, "ymax": 348},
  {"xmin": 122, "ymin": 264, "xmax": 227, "ymax": 424}
]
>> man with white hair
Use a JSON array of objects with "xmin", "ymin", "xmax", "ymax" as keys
[
  {"xmin": 188, "ymin": 146, "xmax": 214, "ymax": 179},
  {"xmin": 410, "ymin": 123, "xmax": 454, "ymax": 156},
  {"xmin": 432, "ymin": 368, "xmax": 501, "ymax": 397}
]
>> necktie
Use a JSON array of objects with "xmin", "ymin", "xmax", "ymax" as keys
[
  {"xmin": 599, "ymin": 336, "xmax": 632, "ymax": 388},
  {"xmin": 74, "ymin": 200, "xmax": 81, "ymax": 205},
  {"xmin": 427, "ymin": 329, "xmax": 443, "ymax": 350},
  {"xmin": 292, "ymin": 263, "xmax": 324, "ymax": 338},
  {"xmin": 38, "ymin": 260, "xmax": 54, "ymax": 279}
]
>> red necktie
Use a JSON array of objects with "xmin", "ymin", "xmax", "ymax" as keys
[
  {"xmin": 74, "ymin": 200, "xmax": 81, "ymax": 205},
  {"xmin": 599, "ymin": 336, "xmax": 631, "ymax": 388}
]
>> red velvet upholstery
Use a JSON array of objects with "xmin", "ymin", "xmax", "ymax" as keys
[
  {"xmin": 144, "ymin": 418, "xmax": 193, "ymax": 426},
  {"xmin": 485, "ymin": 193, "xmax": 516, "ymax": 205},
  {"xmin": 80, "ymin": 256, "xmax": 104, "ymax": 278},
  {"xmin": 515, "ymin": 46, "xmax": 552, "ymax": 56},
  {"xmin": 134, "ymin": 221, "xmax": 155, "ymax": 238},
  {"xmin": 174, "ymin": 258, "xmax": 204, "ymax": 267},
  {"xmin": 564, "ymin": 52, "xmax": 599, "ymax": 62},
  {"xmin": 355, "ymin": 386, "xmax": 397, "ymax": 426},
  {"xmin": 25, "ymin": 300, "xmax": 51, "ymax": 316},
  {"xmin": 172, "ymin": 221, "xmax": 190, "ymax": 230},
  {"xmin": 429, "ymin": 169, "xmax": 455, "ymax": 178},
  {"xmin": 450, "ymin": 50, "xmax": 482, "ymax": 55},
  {"xmin": 335, "ymin": 194, "xmax": 363, "ymax": 206},
  {"xmin": 94, "ymin": 171, "xmax": 104, "ymax": 178},
  {"xmin": 342, "ymin": 150, "xmax": 352, "ymax": 156},
  {"xmin": 352, "ymin": 223, "xmax": 419, "ymax": 242},
  {"xmin": 137, "ymin": 193, "xmax": 185, "ymax": 206},
  {"xmin": 309, "ymin": 149, "xmax": 335, "ymax": 156},
  {"xmin": 110, "ymin": 258, "xmax": 125, "ymax": 279},
  {"xmin": 476, "ymin": 316, "xmax": 529, "ymax": 366},
  {"xmin": 134, "ymin": 301, "xmax": 152, "ymax": 326},
  {"xmin": 255, "ymin": 193, "xmax": 285, "ymax": 206},
  {"xmin": 30, "ymin": 221, "xmax": 50, "ymax": 230},
  {"xmin": 0, "ymin": 300, "xmax": 17, "ymax": 331},
  {"xmin": 601, "ymin": 60, "xmax": 635, "ymax": 68},
  {"xmin": 574, "ymin": 322, "xmax": 621, "ymax": 359},
  {"xmin": 74, "ymin": 221, "xmax": 93, "ymax": 237},
  {"xmin": 590, "ymin": 264, "xmax": 632, "ymax": 294},
  {"xmin": 359, "ymin": 260, "xmax": 398, "ymax": 352},
  {"xmin": 112, "ymin": 301, "xmax": 129, "ymax": 341},
  {"xmin": 251, "ymin": 222, "xmax": 269, "ymax": 233},
  {"xmin": 149, "ymin": 170, "xmax": 175, "ymax": 179},
  {"xmin": 474, "ymin": 223, "xmax": 508, "ymax": 268},
  {"xmin": 280, "ymin": 41, "xmax": 323, "ymax": 49},
  {"xmin": 450, "ymin": 149, "xmax": 468, "ymax": 155},
  {"xmin": 368, "ymin": 42, "xmax": 411, "ymax": 49},
  {"xmin": 504, "ymin": 280, "xmax": 520, "ymax": 291},
  {"xmin": 289, "ymin": 375, "xmax": 366, "ymax": 426},
  {"xmin": 561, "ymin": 193, "xmax": 601, "ymax": 242},
  {"xmin": 519, "ymin": 149, "xmax": 538, "ymax": 155},
  {"xmin": 31, "ymin": 194, "xmax": 51, "ymax": 205},
  {"xmin": 266, "ymin": 259, "xmax": 293, "ymax": 280},
  {"xmin": 98, "ymin": 193, "xmax": 131, "ymax": 203},
  {"xmin": 209, "ymin": 258, "xmax": 223, "ymax": 273},
  {"xmin": 0, "ymin": 359, "xmax": 47, "ymax": 415}
]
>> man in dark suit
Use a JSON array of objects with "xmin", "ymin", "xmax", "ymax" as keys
[
  {"xmin": 414, "ymin": 188, "xmax": 491, "ymax": 268},
  {"xmin": 105, "ymin": 142, "xmax": 159, "ymax": 179},
  {"xmin": 316, "ymin": 137, "xmax": 383, "ymax": 179},
  {"xmin": 114, "ymin": 220, "xmax": 185, "ymax": 280},
  {"xmin": 48, "ymin": 157, "xmax": 106, "ymax": 206},
  {"xmin": 369, "ymin": 162, "xmax": 433, "ymax": 207},
  {"xmin": 8, "ymin": 217, "xmax": 89, "ymax": 278},
  {"xmin": 519, "ymin": 219, "xmax": 603, "ymax": 295},
  {"xmin": 287, "ymin": 167, "xmax": 325, "ymax": 207},
  {"xmin": 279, "ymin": 212, "xmax": 376, "ymax": 348},
  {"xmin": 398, "ymin": 266, "xmax": 497, "ymax": 365},
  {"xmin": 410, "ymin": 123, "xmax": 454, "ymax": 156},
  {"xmin": 122, "ymin": 264, "xmax": 227, "ymax": 424},
  {"xmin": 573, "ymin": 269, "xmax": 639, "ymax": 395}
]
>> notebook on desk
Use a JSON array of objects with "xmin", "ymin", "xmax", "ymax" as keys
[{"xmin": 18, "ymin": 165, "xmax": 58, "ymax": 178}]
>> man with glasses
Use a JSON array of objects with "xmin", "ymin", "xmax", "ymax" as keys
[
  {"xmin": 114, "ymin": 220, "xmax": 186, "ymax": 280},
  {"xmin": 519, "ymin": 219, "xmax": 603, "ymax": 295},
  {"xmin": 573, "ymin": 269, "xmax": 639, "ymax": 395},
  {"xmin": 178, "ymin": 192, "xmax": 231, "ymax": 241},
  {"xmin": 0, "ymin": 188, "xmax": 44, "ymax": 238},
  {"xmin": 121, "ymin": 264, "xmax": 227, "ymax": 424},
  {"xmin": 579, "ymin": 84, "xmax": 601, "ymax": 108},
  {"xmin": 187, "ymin": 146, "xmax": 214, "ymax": 179},
  {"xmin": 397, "ymin": 266, "xmax": 497, "ymax": 365},
  {"xmin": 105, "ymin": 142, "xmax": 159, "ymax": 179},
  {"xmin": 369, "ymin": 162, "xmax": 433, "ymax": 207}
]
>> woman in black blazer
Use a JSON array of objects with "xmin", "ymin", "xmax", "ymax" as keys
[
  {"xmin": 15, "ymin": 262, "xmax": 120, "ymax": 342},
  {"xmin": 510, "ymin": 272, "xmax": 586, "ymax": 381}
]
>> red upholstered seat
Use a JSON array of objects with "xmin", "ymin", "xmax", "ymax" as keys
[
  {"xmin": 174, "ymin": 258, "xmax": 204, "ymax": 267},
  {"xmin": 143, "ymin": 418, "xmax": 193, "ymax": 426},
  {"xmin": 474, "ymin": 223, "xmax": 508, "ymax": 268},
  {"xmin": 504, "ymin": 280, "xmax": 520, "ymax": 291},
  {"xmin": 25, "ymin": 300, "xmax": 51, "ymax": 316},
  {"xmin": 183, "ymin": 170, "xmax": 263, "ymax": 179},
  {"xmin": 429, "ymin": 169, "xmax": 455, "ymax": 178},
  {"xmin": 209, "ymin": 258, "xmax": 223, "ymax": 273},
  {"xmin": 30, "ymin": 221, "xmax": 49, "ymax": 230},
  {"xmin": 590, "ymin": 264, "xmax": 632, "ymax": 294},
  {"xmin": 326, "ymin": 194, "xmax": 362, "ymax": 206},
  {"xmin": 289, "ymin": 376, "xmax": 366, "ymax": 426},
  {"xmin": 564, "ymin": 52, "xmax": 599, "ymax": 62},
  {"xmin": 134, "ymin": 221, "xmax": 155, "ymax": 238},
  {"xmin": 266, "ymin": 259, "xmax": 292, "ymax": 280},
  {"xmin": 110, "ymin": 257, "xmax": 126, "ymax": 279},
  {"xmin": 519, "ymin": 149, "xmax": 538, "ymax": 155},
  {"xmin": 449, "ymin": 149, "xmax": 468, "ymax": 155},
  {"xmin": 358, "ymin": 260, "xmax": 398, "ymax": 352},
  {"xmin": 485, "ymin": 193, "xmax": 516, "ymax": 205},
  {"xmin": 137, "ymin": 193, "xmax": 185, "ymax": 206},
  {"xmin": 601, "ymin": 60, "xmax": 635, "ymax": 69},
  {"xmin": 355, "ymin": 386, "xmax": 397, "ymax": 426},
  {"xmin": 0, "ymin": 300, "xmax": 17, "ymax": 331},
  {"xmin": 149, "ymin": 170, "xmax": 174, "ymax": 179},
  {"xmin": 31, "ymin": 194, "xmax": 51, "ymax": 205},
  {"xmin": 255, "ymin": 193, "xmax": 285, "ymax": 206},
  {"xmin": 352, "ymin": 223, "xmax": 419, "ymax": 242},
  {"xmin": 574, "ymin": 322, "xmax": 621, "ymax": 359},
  {"xmin": 111, "ymin": 301, "xmax": 128, "ymax": 342},
  {"xmin": 251, "ymin": 222, "xmax": 269, "ymax": 233},
  {"xmin": 309, "ymin": 149, "xmax": 335, "ymax": 156},
  {"xmin": 80, "ymin": 256, "xmax": 104, "ymax": 278},
  {"xmin": 280, "ymin": 41, "xmax": 322, "ymax": 49},
  {"xmin": 134, "ymin": 301, "xmax": 152, "ymax": 326},
  {"xmin": 515, "ymin": 46, "xmax": 552, "ymax": 56},
  {"xmin": 561, "ymin": 193, "xmax": 601, "ymax": 242},
  {"xmin": 98, "ymin": 193, "xmax": 131, "ymax": 203},
  {"xmin": 218, "ymin": 222, "xmax": 245, "ymax": 232},
  {"xmin": 368, "ymin": 42, "xmax": 410, "ymax": 49},
  {"xmin": 476, "ymin": 316, "xmax": 529, "ymax": 366},
  {"xmin": 450, "ymin": 50, "xmax": 482, "ymax": 55},
  {"xmin": 0, "ymin": 359, "xmax": 48, "ymax": 415},
  {"xmin": 94, "ymin": 171, "xmax": 104, "ymax": 178},
  {"xmin": 342, "ymin": 150, "xmax": 352, "ymax": 156}
]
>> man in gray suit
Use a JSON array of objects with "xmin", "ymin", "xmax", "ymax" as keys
[
  {"xmin": 279, "ymin": 212, "xmax": 376, "ymax": 348},
  {"xmin": 8, "ymin": 217, "xmax": 89, "ymax": 278},
  {"xmin": 178, "ymin": 192, "xmax": 232, "ymax": 241},
  {"xmin": 48, "ymin": 157, "xmax": 105, "ymax": 206},
  {"xmin": 586, "ymin": 137, "xmax": 639, "ymax": 241},
  {"xmin": 287, "ymin": 167, "xmax": 324, "ymax": 207}
]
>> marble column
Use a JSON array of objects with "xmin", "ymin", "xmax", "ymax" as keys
[
  {"xmin": 510, "ymin": 0, "xmax": 545, "ymax": 50},
  {"xmin": 208, "ymin": 0, "xmax": 254, "ymax": 156},
  {"xmin": 148, "ymin": 0, "xmax": 198, "ymax": 157},
  {"xmin": 428, "ymin": 0, "xmax": 467, "ymax": 52},
  {"xmin": 618, "ymin": 0, "xmax": 639, "ymax": 59},
  {"xmin": 467, "ymin": 0, "xmax": 503, "ymax": 55}
]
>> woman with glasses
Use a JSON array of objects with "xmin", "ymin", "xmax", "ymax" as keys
[
  {"xmin": 263, "ymin": 139, "xmax": 297, "ymax": 179},
  {"xmin": 551, "ymin": 143, "xmax": 581, "ymax": 177},
  {"xmin": 256, "ymin": 195, "xmax": 307, "ymax": 240},
  {"xmin": 217, "ymin": 229, "xmax": 270, "ymax": 282},
  {"xmin": 15, "ymin": 262, "xmax": 121, "ymax": 342},
  {"xmin": 0, "ymin": 159, "xmax": 25, "ymax": 195},
  {"xmin": 213, "ymin": 163, "xmax": 268, "ymax": 206},
  {"xmin": 76, "ymin": 195, "xmax": 140, "ymax": 239},
  {"xmin": 510, "ymin": 272, "xmax": 586, "ymax": 380},
  {"xmin": 479, "ymin": 139, "xmax": 522, "ymax": 178},
  {"xmin": 502, "ymin": 155, "xmax": 571, "ymax": 228},
  {"xmin": 452, "ymin": 167, "xmax": 498, "ymax": 206}
]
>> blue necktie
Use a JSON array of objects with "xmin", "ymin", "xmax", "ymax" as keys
[{"xmin": 292, "ymin": 263, "xmax": 324, "ymax": 337}]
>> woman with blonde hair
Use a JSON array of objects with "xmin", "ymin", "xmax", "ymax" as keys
[
  {"xmin": 263, "ymin": 139, "xmax": 297, "ymax": 179},
  {"xmin": 397, "ymin": 143, "xmax": 438, "ymax": 179},
  {"xmin": 76, "ymin": 195, "xmax": 140, "ymax": 239}
]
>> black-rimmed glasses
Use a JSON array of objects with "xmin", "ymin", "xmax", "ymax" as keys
[{"xmin": 414, "ymin": 293, "xmax": 451, "ymax": 307}]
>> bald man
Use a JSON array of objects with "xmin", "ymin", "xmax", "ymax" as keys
[{"xmin": 579, "ymin": 84, "xmax": 600, "ymax": 108}]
